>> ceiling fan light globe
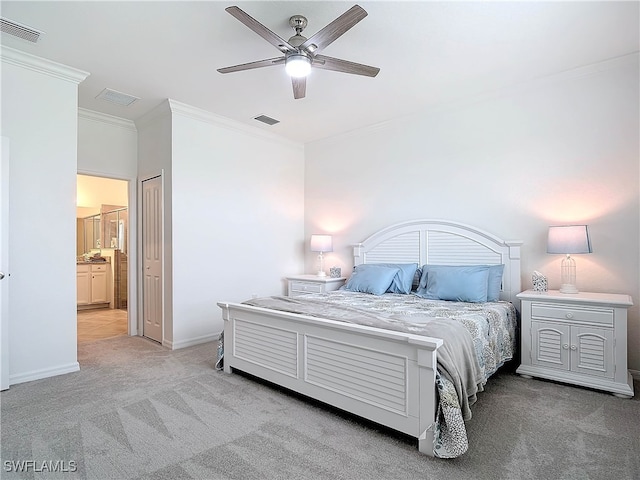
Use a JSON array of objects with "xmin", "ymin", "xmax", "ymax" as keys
[{"xmin": 285, "ymin": 55, "xmax": 311, "ymax": 77}]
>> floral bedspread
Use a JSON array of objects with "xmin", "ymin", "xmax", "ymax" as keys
[{"xmin": 225, "ymin": 291, "xmax": 518, "ymax": 458}]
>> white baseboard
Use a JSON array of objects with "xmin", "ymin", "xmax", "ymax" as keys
[
  {"xmin": 163, "ymin": 332, "xmax": 220, "ymax": 350},
  {"xmin": 9, "ymin": 362, "xmax": 80, "ymax": 386},
  {"xmin": 629, "ymin": 369, "xmax": 640, "ymax": 381}
]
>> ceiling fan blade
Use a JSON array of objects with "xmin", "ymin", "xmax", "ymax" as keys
[
  {"xmin": 217, "ymin": 57, "xmax": 285, "ymax": 74},
  {"xmin": 312, "ymin": 54, "xmax": 380, "ymax": 77},
  {"xmin": 292, "ymin": 76, "xmax": 306, "ymax": 99},
  {"xmin": 300, "ymin": 5, "xmax": 367, "ymax": 53},
  {"xmin": 225, "ymin": 6, "xmax": 296, "ymax": 54}
]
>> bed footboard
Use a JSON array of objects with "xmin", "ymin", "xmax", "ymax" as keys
[{"xmin": 218, "ymin": 302, "xmax": 443, "ymax": 456}]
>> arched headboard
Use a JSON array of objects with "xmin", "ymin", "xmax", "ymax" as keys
[{"xmin": 353, "ymin": 219, "xmax": 523, "ymax": 303}]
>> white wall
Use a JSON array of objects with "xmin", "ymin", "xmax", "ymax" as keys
[
  {"xmin": 305, "ymin": 55, "xmax": 640, "ymax": 371},
  {"xmin": 136, "ymin": 101, "xmax": 174, "ymax": 344},
  {"xmin": 78, "ymin": 109, "xmax": 138, "ymax": 178},
  {"xmin": 1, "ymin": 47, "xmax": 88, "ymax": 384},
  {"xmin": 169, "ymin": 101, "xmax": 305, "ymax": 347}
]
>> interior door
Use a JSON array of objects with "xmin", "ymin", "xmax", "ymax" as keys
[
  {"xmin": 1, "ymin": 137, "xmax": 10, "ymax": 390},
  {"xmin": 142, "ymin": 175, "xmax": 163, "ymax": 343}
]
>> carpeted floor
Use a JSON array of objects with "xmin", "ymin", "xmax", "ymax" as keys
[{"xmin": 1, "ymin": 335, "xmax": 638, "ymax": 480}]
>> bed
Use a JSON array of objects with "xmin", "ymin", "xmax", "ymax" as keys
[{"xmin": 218, "ymin": 219, "xmax": 522, "ymax": 458}]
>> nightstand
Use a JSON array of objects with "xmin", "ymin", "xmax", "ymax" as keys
[
  {"xmin": 516, "ymin": 290, "xmax": 634, "ymax": 398},
  {"xmin": 286, "ymin": 275, "xmax": 346, "ymax": 297}
]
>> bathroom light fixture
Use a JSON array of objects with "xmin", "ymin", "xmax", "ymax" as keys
[
  {"xmin": 547, "ymin": 225, "xmax": 592, "ymax": 294},
  {"xmin": 310, "ymin": 234, "xmax": 332, "ymax": 277},
  {"xmin": 285, "ymin": 54, "xmax": 311, "ymax": 78}
]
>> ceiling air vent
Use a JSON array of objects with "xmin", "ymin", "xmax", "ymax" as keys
[
  {"xmin": 0, "ymin": 18, "xmax": 43, "ymax": 43},
  {"xmin": 254, "ymin": 114, "xmax": 280, "ymax": 126},
  {"xmin": 95, "ymin": 88, "xmax": 139, "ymax": 107}
]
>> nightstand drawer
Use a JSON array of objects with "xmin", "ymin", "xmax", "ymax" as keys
[
  {"xmin": 290, "ymin": 281, "xmax": 323, "ymax": 294},
  {"xmin": 531, "ymin": 303, "xmax": 614, "ymax": 326}
]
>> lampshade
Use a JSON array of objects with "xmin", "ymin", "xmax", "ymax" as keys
[
  {"xmin": 547, "ymin": 225, "xmax": 592, "ymax": 254},
  {"xmin": 285, "ymin": 54, "xmax": 311, "ymax": 78},
  {"xmin": 310, "ymin": 234, "xmax": 332, "ymax": 253},
  {"xmin": 547, "ymin": 225, "xmax": 592, "ymax": 294}
]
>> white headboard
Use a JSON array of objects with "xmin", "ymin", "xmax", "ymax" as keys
[{"xmin": 352, "ymin": 219, "xmax": 523, "ymax": 303}]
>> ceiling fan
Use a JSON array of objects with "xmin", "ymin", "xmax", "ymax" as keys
[{"xmin": 217, "ymin": 4, "xmax": 380, "ymax": 99}]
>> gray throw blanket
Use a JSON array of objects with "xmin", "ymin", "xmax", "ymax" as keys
[
  {"xmin": 243, "ymin": 296, "xmax": 484, "ymax": 420},
  {"xmin": 389, "ymin": 315, "xmax": 484, "ymax": 420}
]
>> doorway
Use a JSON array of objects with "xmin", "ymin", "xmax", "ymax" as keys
[{"xmin": 76, "ymin": 174, "xmax": 129, "ymax": 344}]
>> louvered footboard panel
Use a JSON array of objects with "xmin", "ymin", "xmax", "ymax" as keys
[
  {"xmin": 234, "ymin": 319, "xmax": 298, "ymax": 377},
  {"xmin": 305, "ymin": 335, "xmax": 408, "ymax": 415}
]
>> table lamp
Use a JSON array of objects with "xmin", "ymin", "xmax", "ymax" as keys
[
  {"xmin": 547, "ymin": 225, "xmax": 592, "ymax": 294},
  {"xmin": 310, "ymin": 234, "xmax": 332, "ymax": 277}
]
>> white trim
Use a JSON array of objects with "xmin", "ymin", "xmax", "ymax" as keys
[
  {"xmin": 133, "ymin": 100, "xmax": 170, "ymax": 130},
  {"xmin": 9, "ymin": 362, "xmax": 79, "ymax": 385},
  {"xmin": 78, "ymin": 108, "xmax": 137, "ymax": 132},
  {"xmin": 0, "ymin": 137, "xmax": 9, "ymax": 391},
  {"xmin": 309, "ymin": 52, "xmax": 640, "ymax": 146},
  {"xmin": 167, "ymin": 99, "xmax": 303, "ymax": 150},
  {"xmin": 0, "ymin": 45, "xmax": 89, "ymax": 84},
  {"xmin": 164, "ymin": 332, "xmax": 220, "ymax": 350}
]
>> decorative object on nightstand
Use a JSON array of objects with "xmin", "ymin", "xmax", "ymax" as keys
[
  {"xmin": 516, "ymin": 290, "xmax": 634, "ymax": 398},
  {"xmin": 310, "ymin": 234, "xmax": 332, "ymax": 277},
  {"xmin": 286, "ymin": 274, "xmax": 346, "ymax": 297},
  {"xmin": 329, "ymin": 266, "xmax": 341, "ymax": 278},
  {"xmin": 532, "ymin": 270, "xmax": 548, "ymax": 292},
  {"xmin": 547, "ymin": 225, "xmax": 592, "ymax": 294}
]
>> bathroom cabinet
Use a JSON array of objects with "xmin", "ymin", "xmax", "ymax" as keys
[{"xmin": 77, "ymin": 263, "xmax": 110, "ymax": 309}]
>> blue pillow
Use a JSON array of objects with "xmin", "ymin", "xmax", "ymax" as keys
[
  {"xmin": 486, "ymin": 264, "xmax": 505, "ymax": 302},
  {"xmin": 416, "ymin": 265, "xmax": 491, "ymax": 303},
  {"xmin": 353, "ymin": 263, "xmax": 418, "ymax": 294},
  {"xmin": 343, "ymin": 265, "xmax": 400, "ymax": 295}
]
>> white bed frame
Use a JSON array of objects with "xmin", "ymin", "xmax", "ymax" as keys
[{"xmin": 218, "ymin": 220, "xmax": 522, "ymax": 456}]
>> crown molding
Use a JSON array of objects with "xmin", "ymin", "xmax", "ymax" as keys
[
  {"xmin": 0, "ymin": 45, "xmax": 89, "ymax": 84},
  {"xmin": 310, "ymin": 52, "xmax": 640, "ymax": 146},
  {"xmin": 167, "ymin": 99, "xmax": 303, "ymax": 151},
  {"xmin": 78, "ymin": 108, "xmax": 137, "ymax": 132},
  {"xmin": 134, "ymin": 99, "xmax": 172, "ymax": 130}
]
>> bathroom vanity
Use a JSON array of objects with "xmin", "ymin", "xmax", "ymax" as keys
[{"xmin": 77, "ymin": 261, "xmax": 111, "ymax": 309}]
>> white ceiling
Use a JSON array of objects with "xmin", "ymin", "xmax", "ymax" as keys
[{"xmin": 2, "ymin": 1, "xmax": 639, "ymax": 143}]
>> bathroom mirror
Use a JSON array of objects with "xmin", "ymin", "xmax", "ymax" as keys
[{"xmin": 84, "ymin": 214, "xmax": 101, "ymax": 250}]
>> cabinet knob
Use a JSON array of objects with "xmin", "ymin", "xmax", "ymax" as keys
[
  {"xmin": 562, "ymin": 344, "xmax": 569, "ymax": 350},
  {"xmin": 570, "ymin": 345, "xmax": 577, "ymax": 351},
  {"xmin": 565, "ymin": 312, "xmax": 574, "ymax": 319}
]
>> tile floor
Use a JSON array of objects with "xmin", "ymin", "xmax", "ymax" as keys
[{"xmin": 77, "ymin": 308, "xmax": 128, "ymax": 343}]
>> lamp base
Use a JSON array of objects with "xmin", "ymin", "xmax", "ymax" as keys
[
  {"xmin": 559, "ymin": 284, "xmax": 579, "ymax": 294},
  {"xmin": 316, "ymin": 271, "xmax": 327, "ymax": 277}
]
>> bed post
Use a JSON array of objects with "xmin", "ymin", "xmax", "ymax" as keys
[
  {"xmin": 219, "ymin": 303, "xmax": 233, "ymax": 374},
  {"xmin": 352, "ymin": 243, "xmax": 364, "ymax": 266},
  {"xmin": 416, "ymin": 345, "xmax": 439, "ymax": 457},
  {"xmin": 505, "ymin": 240, "xmax": 523, "ymax": 304}
]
